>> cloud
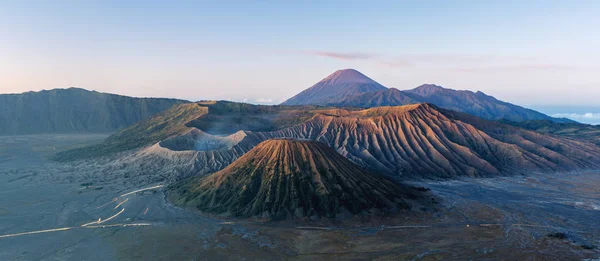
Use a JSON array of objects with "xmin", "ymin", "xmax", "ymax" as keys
[
  {"xmin": 303, "ymin": 50, "xmax": 564, "ymax": 69},
  {"xmin": 306, "ymin": 51, "xmax": 374, "ymax": 61},
  {"xmin": 552, "ymin": 112, "xmax": 600, "ymax": 125},
  {"xmin": 305, "ymin": 50, "xmax": 412, "ymax": 68}
]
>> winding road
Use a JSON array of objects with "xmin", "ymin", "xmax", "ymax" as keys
[{"xmin": 0, "ymin": 184, "xmax": 164, "ymax": 239}]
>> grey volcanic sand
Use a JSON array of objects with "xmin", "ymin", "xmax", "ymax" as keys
[
  {"xmin": 423, "ymin": 173, "xmax": 600, "ymax": 242},
  {"xmin": 0, "ymin": 135, "xmax": 598, "ymax": 260}
]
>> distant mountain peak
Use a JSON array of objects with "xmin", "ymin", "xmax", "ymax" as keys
[
  {"xmin": 408, "ymin": 84, "xmax": 447, "ymax": 96},
  {"xmin": 418, "ymin": 84, "xmax": 444, "ymax": 88},
  {"xmin": 319, "ymin": 68, "xmax": 380, "ymax": 85},
  {"xmin": 281, "ymin": 69, "xmax": 387, "ymax": 106}
]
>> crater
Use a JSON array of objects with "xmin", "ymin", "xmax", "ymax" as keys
[{"xmin": 159, "ymin": 129, "xmax": 246, "ymax": 151}]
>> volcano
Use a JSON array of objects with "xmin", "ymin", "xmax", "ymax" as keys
[
  {"xmin": 171, "ymin": 139, "xmax": 424, "ymax": 220},
  {"xmin": 281, "ymin": 69, "xmax": 387, "ymax": 106}
]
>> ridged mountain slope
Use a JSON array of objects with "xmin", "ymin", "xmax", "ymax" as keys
[
  {"xmin": 250, "ymin": 104, "xmax": 600, "ymax": 178},
  {"xmin": 67, "ymin": 101, "xmax": 600, "ymax": 180},
  {"xmin": 138, "ymin": 103, "xmax": 600, "ymax": 180},
  {"xmin": 171, "ymin": 139, "xmax": 423, "ymax": 220}
]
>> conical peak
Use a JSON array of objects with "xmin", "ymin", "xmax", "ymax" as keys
[{"xmin": 319, "ymin": 69, "xmax": 381, "ymax": 85}]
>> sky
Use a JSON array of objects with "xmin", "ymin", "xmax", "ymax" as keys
[{"xmin": 1, "ymin": 1, "xmax": 599, "ymax": 123}]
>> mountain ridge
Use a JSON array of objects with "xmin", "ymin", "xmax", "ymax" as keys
[
  {"xmin": 0, "ymin": 87, "xmax": 187, "ymax": 135},
  {"xmin": 86, "ymin": 101, "xmax": 600, "ymax": 180},
  {"xmin": 335, "ymin": 88, "xmax": 422, "ymax": 108},
  {"xmin": 252, "ymin": 103, "xmax": 600, "ymax": 178},
  {"xmin": 283, "ymin": 69, "xmax": 570, "ymax": 123}
]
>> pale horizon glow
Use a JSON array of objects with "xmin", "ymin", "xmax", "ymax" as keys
[{"xmin": 1, "ymin": 1, "xmax": 599, "ymax": 113}]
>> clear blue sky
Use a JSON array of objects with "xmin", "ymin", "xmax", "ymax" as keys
[{"xmin": 1, "ymin": 1, "xmax": 599, "ymax": 119}]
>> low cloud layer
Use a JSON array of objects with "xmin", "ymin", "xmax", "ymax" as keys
[
  {"xmin": 552, "ymin": 113, "xmax": 600, "ymax": 125},
  {"xmin": 254, "ymin": 98, "xmax": 275, "ymax": 104}
]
